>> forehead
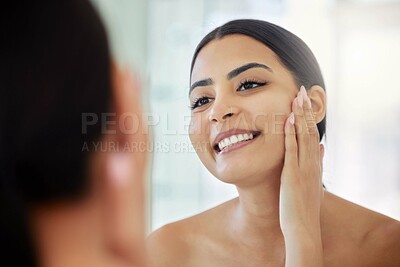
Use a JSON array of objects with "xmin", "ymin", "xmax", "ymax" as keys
[{"xmin": 191, "ymin": 34, "xmax": 284, "ymax": 82}]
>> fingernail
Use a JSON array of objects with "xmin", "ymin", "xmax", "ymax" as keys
[
  {"xmin": 289, "ymin": 112, "xmax": 295, "ymax": 125},
  {"xmin": 300, "ymin": 85, "xmax": 312, "ymax": 108},
  {"xmin": 108, "ymin": 153, "xmax": 130, "ymax": 186},
  {"xmin": 300, "ymin": 85, "xmax": 307, "ymax": 99},
  {"xmin": 297, "ymin": 94, "xmax": 303, "ymax": 108}
]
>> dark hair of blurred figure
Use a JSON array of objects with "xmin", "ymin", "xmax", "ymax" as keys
[{"xmin": 0, "ymin": 0, "xmax": 111, "ymax": 265}]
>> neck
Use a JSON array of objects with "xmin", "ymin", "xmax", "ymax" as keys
[{"xmin": 231, "ymin": 174, "xmax": 284, "ymax": 249}]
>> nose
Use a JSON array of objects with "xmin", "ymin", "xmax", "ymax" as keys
[{"xmin": 208, "ymin": 99, "xmax": 237, "ymax": 123}]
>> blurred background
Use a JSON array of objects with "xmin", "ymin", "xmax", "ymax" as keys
[{"xmin": 92, "ymin": 0, "xmax": 400, "ymax": 231}]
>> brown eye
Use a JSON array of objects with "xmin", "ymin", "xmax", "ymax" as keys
[
  {"xmin": 237, "ymin": 80, "xmax": 267, "ymax": 91},
  {"xmin": 191, "ymin": 97, "xmax": 213, "ymax": 110}
]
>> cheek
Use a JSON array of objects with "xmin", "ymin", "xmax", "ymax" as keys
[
  {"xmin": 189, "ymin": 115, "xmax": 205, "ymax": 143},
  {"xmin": 251, "ymin": 99, "xmax": 290, "ymax": 164},
  {"xmin": 189, "ymin": 116, "xmax": 218, "ymax": 175},
  {"xmin": 189, "ymin": 115, "xmax": 212, "ymax": 156},
  {"xmin": 251, "ymin": 101, "xmax": 289, "ymax": 135}
]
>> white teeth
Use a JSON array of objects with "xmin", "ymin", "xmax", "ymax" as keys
[
  {"xmin": 225, "ymin": 138, "xmax": 231, "ymax": 146},
  {"xmin": 230, "ymin": 135, "xmax": 238, "ymax": 144},
  {"xmin": 218, "ymin": 142, "xmax": 223, "ymax": 151},
  {"xmin": 217, "ymin": 132, "xmax": 256, "ymax": 152},
  {"xmin": 222, "ymin": 139, "xmax": 227, "ymax": 147}
]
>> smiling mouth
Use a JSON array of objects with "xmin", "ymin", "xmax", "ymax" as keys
[{"xmin": 214, "ymin": 131, "xmax": 261, "ymax": 153}]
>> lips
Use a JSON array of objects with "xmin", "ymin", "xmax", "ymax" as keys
[{"xmin": 213, "ymin": 129, "xmax": 261, "ymax": 153}]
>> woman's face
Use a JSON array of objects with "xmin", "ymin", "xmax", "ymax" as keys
[{"xmin": 189, "ymin": 34, "xmax": 298, "ymax": 186}]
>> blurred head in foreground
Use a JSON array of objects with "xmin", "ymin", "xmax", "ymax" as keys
[{"xmin": 0, "ymin": 1, "xmax": 147, "ymax": 266}]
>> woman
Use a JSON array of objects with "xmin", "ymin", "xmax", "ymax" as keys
[
  {"xmin": 148, "ymin": 19, "xmax": 400, "ymax": 266},
  {"xmin": 1, "ymin": 1, "xmax": 148, "ymax": 266}
]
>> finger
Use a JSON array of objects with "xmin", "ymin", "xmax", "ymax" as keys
[
  {"xmin": 112, "ymin": 63, "xmax": 148, "ymax": 150},
  {"xmin": 107, "ymin": 62, "xmax": 148, "ymax": 265},
  {"xmin": 111, "ymin": 63, "xmax": 147, "ymax": 226},
  {"xmin": 292, "ymin": 92, "xmax": 310, "ymax": 164},
  {"xmin": 300, "ymin": 86, "xmax": 319, "ymax": 141},
  {"xmin": 300, "ymin": 86, "xmax": 320, "ymax": 161},
  {"xmin": 112, "ymin": 63, "xmax": 148, "ymax": 223},
  {"xmin": 284, "ymin": 112, "xmax": 298, "ymax": 168},
  {"xmin": 123, "ymin": 69, "xmax": 149, "ymax": 167}
]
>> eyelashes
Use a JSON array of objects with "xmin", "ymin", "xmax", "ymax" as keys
[
  {"xmin": 237, "ymin": 78, "xmax": 267, "ymax": 91},
  {"xmin": 189, "ymin": 78, "xmax": 268, "ymax": 110},
  {"xmin": 190, "ymin": 96, "xmax": 213, "ymax": 110}
]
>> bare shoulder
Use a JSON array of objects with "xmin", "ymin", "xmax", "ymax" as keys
[
  {"xmin": 363, "ymin": 213, "xmax": 400, "ymax": 266},
  {"xmin": 324, "ymin": 192, "xmax": 400, "ymax": 266},
  {"xmin": 147, "ymin": 198, "xmax": 237, "ymax": 267},
  {"xmin": 147, "ymin": 221, "xmax": 190, "ymax": 267}
]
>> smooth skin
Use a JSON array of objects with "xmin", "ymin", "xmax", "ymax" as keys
[{"xmin": 148, "ymin": 35, "xmax": 400, "ymax": 267}]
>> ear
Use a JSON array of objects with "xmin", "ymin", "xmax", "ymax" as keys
[{"xmin": 308, "ymin": 85, "xmax": 326, "ymax": 124}]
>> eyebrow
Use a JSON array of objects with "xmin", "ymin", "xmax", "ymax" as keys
[
  {"xmin": 190, "ymin": 78, "xmax": 213, "ymax": 93},
  {"xmin": 189, "ymin": 62, "xmax": 273, "ymax": 95},
  {"xmin": 227, "ymin": 62, "xmax": 273, "ymax": 80}
]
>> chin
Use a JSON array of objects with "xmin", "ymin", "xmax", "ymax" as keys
[{"xmin": 210, "ymin": 153, "xmax": 284, "ymax": 187}]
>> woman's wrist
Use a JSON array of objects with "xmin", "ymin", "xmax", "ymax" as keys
[
  {"xmin": 282, "ymin": 221, "xmax": 321, "ymax": 237},
  {"xmin": 283, "ymin": 225, "xmax": 324, "ymax": 267}
]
